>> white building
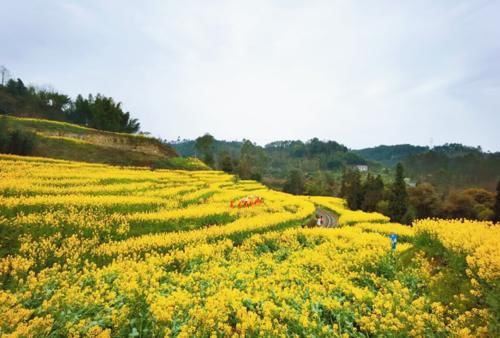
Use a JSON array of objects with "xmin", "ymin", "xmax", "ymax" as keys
[
  {"xmin": 354, "ymin": 165, "xmax": 369, "ymax": 172},
  {"xmin": 404, "ymin": 177, "xmax": 416, "ymax": 187}
]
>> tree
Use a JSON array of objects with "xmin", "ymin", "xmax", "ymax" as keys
[
  {"xmin": 443, "ymin": 191, "xmax": 475, "ymax": 219},
  {"xmin": 89, "ymin": 95, "xmax": 124, "ymax": 132},
  {"xmin": 388, "ymin": 163, "xmax": 409, "ymax": 223},
  {"xmin": 218, "ymin": 151, "xmax": 234, "ymax": 173},
  {"xmin": 340, "ymin": 169, "xmax": 363, "ymax": 210},
  {"xmin": 0, "ymin": 117, "xmax": 35, "ymax": 156},
  {"xmin": 0, "ymin": 66, "xmax": 10, "ymax": 86},
  {"xmin": 442, "ymin": 188, "xmax": 494, "ymax": 220},
  {"xmin": 238, "ymin": 139, "xmax": 267, "ymax": 180},
  {"xmin": 7, "ymin": 129, "xmax": 35, "ymax": 155},
  {"xmin": 361, "ymin": 174, "xmax": 384, "ymax": 212},
  {"xmin": 194, "ymin": 133, "xmax": 215, "ymax": 167},
  {"xmin": 64, "ymin": 94, "xmax": 140, "ymax": 133},
  {"xmin": 494, "ymin": 181, "xmax": 500, "ymax": 224},
  {"xmin": 121, "ymin": 112, "xmax": 140, "ymax": 133},
  {"xmin": 37, "ymin": 90, "xmax": 72, "ymax": 121},
  {"xmin": 283, "ymin": 169, "xmax": 304, "ymax": 195},
  {"xmin": 67, "ymin": 94, "xmax": 91, "ymax": 125},
  {"xmin": 6, "ymin": 79, "xmax": 27, "ymax": 96},
  {"xmin": 0, "ymin": 72, "xmax": 142, "ymax": 133},
  {"xmin": 409, "ymin": 183, "xmax": 442, "ymax": 219}
]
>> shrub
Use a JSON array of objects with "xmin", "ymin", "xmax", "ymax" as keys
[{"xmin": 0, "ymin": 117, "xmax": 36, "ymax": 155}]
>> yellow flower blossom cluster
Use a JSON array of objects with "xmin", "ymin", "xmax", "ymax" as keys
[
  {"xmin": 0, "ymin": 227, "xmax": 443, "ymax": 337},
  {"xmin": 0, "ymin": 154, "xmax": 497, "ymax": 337},
  {"xmin": 355, "ymin": 222, "xmax": 416, "ymax": 238},
  {"xmin": 414, "ymin": 219, "xmax": 500, "ymax": 282}
]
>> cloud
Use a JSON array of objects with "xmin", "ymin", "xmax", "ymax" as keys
[{"xmin": 1, "ymin": 0, "xmax": 499, "ymax": 150}]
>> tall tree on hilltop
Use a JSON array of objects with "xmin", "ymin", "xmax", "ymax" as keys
[
  {"xmin": 238, "ymin": 139, "xmax": 267, "ymax": 180},
  {"xmin": 388, "ymin": 163, "xmax": 409, "ymax": 223},
  {"xmin": 67, "ymin": 94, "xmax": 91, "ymax": 125},
  {"xmin": 494, "ymin": 180, "xmax": 500, "ymax": 224},
  {"xmin": 195, "ymin": 133, "xmax": 215, "ymax": 167},
  {"xmin": 6, "ymin": 78, "xmax": 27, "ymax": 96}
]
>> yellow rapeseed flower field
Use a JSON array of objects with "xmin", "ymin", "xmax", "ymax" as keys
[{"xmin": 0, "ymin": 154, "xmax": 498, "ymax": 337}]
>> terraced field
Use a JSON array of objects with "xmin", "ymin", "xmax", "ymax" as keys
[{"xmin": 0, "ymin": 154, "xmax": 498, "ymax": 337}]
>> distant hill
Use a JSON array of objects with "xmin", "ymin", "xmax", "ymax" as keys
[
  {"xmin": 403, "ymin": 146, "xmax": 500, "ymax": 191},
  {"xmin": 171, "ymin": 137, "xmax": 371, "ymax": 194},
  {"xmin": 172, "ymin": 138, "xmax": 368, "ymax": 177},
  {"xmin": 431, "ymin": 143, "xmax": 483, "ymax": 157},
  {"xmin": 1, "ymin": 116, "xmax": 208, "ymax": 170},
  {"xmin": 172, "ymin": 139, "xmax": 243, "ymax": 158},
  {"xmin": 354, "ymin": 144, "xmax": 429, "ymax": 167},
  {"xmin": 173, "ymin": 137, "xmax": 500, "ymax": 193},
  {"xmin": 353, "ymin": 143, "xmax": 499, "ymax": 190}
]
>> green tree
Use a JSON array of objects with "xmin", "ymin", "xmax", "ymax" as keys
[
  {"xmin": 66, "ymin": 94, "xmax": 140, "ymax": 133},
  {"xmin": 7, "ymin": 129, "xmax": 35, "ymax": 155},
  {"xmin": 494, "ymin": 181, "xmax": 500, "ymax": 224},
  {"xmin": 218, "ymin": 151, "xmax": 234, "ymax": 173},
  {"xmin": 388, "ymin": 163, "xmax": 409, "ymax": 223},
  {"xmin": 341, "ymin": 169, "xmax": 363, "ymax": 210},
  {"xmin": 0, "ymin": 117, "xmax": 35, "ymax": 156},
  {"xmin": 238, "ymin": 139, "xmax": 267, "ymax": 180},
  {"xmin": 443, "ymin": 191, "xmax": 475, "ymax": 219},
  {"xmin": 6, "ymin": 78, "xmax": 27, "ymax": 96},
  {"xmin": 409, "ymin": 183, "xmax": 442, "ymax": 219},
  {"xmin": 283, "ymin": 169, "xmax": 304, "ymax": 195},
  {"xmin": 195, "ymin": 133, "xmax": 215, "ymax": 167},
  {"xmin": 67, "ymin": 94, "xmax": 91, "ymax": 125},
  {"xmin": 443, "ymin": 188, "xmax": 495, "ymax": 220},
  {"xmin": 361, "ymin": 174, "xmax": 384, "ymax": 212}
]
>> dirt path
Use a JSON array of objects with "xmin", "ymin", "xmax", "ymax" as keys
[{"xmin": 316, "ymin": 207, "xmax": 338, "ymax": 228}]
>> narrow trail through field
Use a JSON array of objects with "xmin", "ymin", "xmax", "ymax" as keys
[{"xmin": 316, "ymin": 207, "xmax": 338, "ymax": 228}]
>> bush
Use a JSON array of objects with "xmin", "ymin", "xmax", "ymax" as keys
[
  {"xmin": 0, "ymin": 117, "xmax": 36, "ymax": 155},
  {"xmin": 7, "ymin": 129, "xmax": 35, "ymax": 155},
  {"xmin": 0, "ymin": 116, "xmax": 8, "ymax": 149}
]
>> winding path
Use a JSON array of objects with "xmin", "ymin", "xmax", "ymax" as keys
[{"xmin": 316, "ymin": 207, "xmax": 338, "ymax": 228}]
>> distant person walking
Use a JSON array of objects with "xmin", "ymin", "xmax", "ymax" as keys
[{"xmin": 317, "ymin": 215, "xmax": 323, "ymax": 226}]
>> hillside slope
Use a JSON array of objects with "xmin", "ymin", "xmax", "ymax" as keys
[
  {"xmin": 2, "ymin": 116, "xmax": 208, "ymax": 170},
  {"xmin": 0, "ymin": 154, "xmax": 498, "ymax": 336}
]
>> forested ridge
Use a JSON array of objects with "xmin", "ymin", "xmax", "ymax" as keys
[{"xmin": 0, "ymin": 71, "xmax": 140, "ymax": 134}]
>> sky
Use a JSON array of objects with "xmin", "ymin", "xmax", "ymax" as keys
[{"xmin": 1, "ymin": 0, "xmax": 499, "ymax": 151}]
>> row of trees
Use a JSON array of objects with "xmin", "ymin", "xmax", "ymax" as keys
[
  {"xmin": 187, "ymin": 134, "xmax": 369, "ymax": 184},
  {"xmin": 67, "ymin": 94, "xmax": 140, "ymax": 133},
  {"xmin": 0, "ymin": 68, "xmax": 140, "ymax": 133},
  {"xmin": 194, "ymin": 134, "xmax": 267, "ymax": 181},
  {"xmin": 265, "ymin": 139, "xmax": 348, "ymax": 158},
  {"xmin": 341, "ymin": 163, "xmax": 500, "ymax": 224},
  {"xmin": 340, "ymin": 163, "xmax": 411, "ymax": 223}
]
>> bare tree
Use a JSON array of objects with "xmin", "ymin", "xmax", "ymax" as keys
[{"xmin": 0, "ymin": 66, "xmax": 11, "ymax": 86}]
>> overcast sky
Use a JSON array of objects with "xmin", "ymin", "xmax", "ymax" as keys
[{"xmin": 1, "ymin": 1, "xmax": 499, "ymax": 150}]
